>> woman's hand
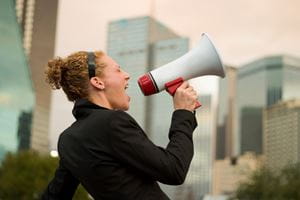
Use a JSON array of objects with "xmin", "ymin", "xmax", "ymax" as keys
[{"xmin": 173, "ymin": 81, "xmax": 198, "ymax": 112}]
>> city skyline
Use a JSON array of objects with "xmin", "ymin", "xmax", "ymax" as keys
[{"xmin": 0, "ymin": 0, "xmax": 300, "ymax": 198}]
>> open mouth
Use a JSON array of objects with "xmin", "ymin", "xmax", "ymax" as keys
[{"xmin": 125, "ymin": 84, "xmax": 129, "ymax": 90}]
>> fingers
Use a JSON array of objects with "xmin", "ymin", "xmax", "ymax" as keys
[
  {"xmin": 178, "ymin": 81, "xmax": 189, "ymax": 89},
  {"xmin": 178, "ymin": 81, "xmax": 196, "ymax": 93},
  {"xmin": 173, "ymin": 82, "xmax": 200, "ymax": 111}
]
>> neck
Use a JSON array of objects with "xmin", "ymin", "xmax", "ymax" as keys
[{"xmin": 88, "ymin": 92, "xmax": 112, "ymax": 110}]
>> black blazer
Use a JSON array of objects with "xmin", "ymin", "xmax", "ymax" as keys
[{"xmin": 42, "ymin": 99, "xmax": 197, "ymax": 200}]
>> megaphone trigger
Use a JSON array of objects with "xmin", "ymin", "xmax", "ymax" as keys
[
  {"xmin": 165, "ymin": 77, "xmax": 202, "ymax": 109},
  {"xmin": 165, "ymin": 77, "xmax": 184, "ymax": 96}
]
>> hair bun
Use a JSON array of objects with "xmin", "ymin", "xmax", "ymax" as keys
[{"xmin": 45, "ymin": 57, "xmax": 66, "ymax": 89}]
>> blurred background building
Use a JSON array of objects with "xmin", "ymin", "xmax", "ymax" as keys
[
  {"xmin": 216, "ymin": 66, "xmax": 237, "ymax": 159},
  {"xmin": 212, "ymin": 152, "xmax": 261, "ymax": 195},
  {"xmin": 263, "ymin": 99, "xmax": 300, "ymax": 171},
  {"xmin": 18, "ymin": 0, "xmax": 58, "ymax": 153},
  {"xmin": 235, "ymin": 56, "xmax": 300, "ymax": 156},
  {"xmin": 0, "ymin": 0, "xmax": 58, "ymax": 160},
  {"xmin": 0, "ymin": 0, "xmax": 34, "ymax": 160},
  {"xmin": 214, "ymin": 55, "xmax": 300, "ymax": 197},
  {"xmin": 216, "ymin": 56, "xmax": 300, "ymax": 158},
  {"xmin": 176, "ymin": 95, "xmax": 216, "ymax": 199}
]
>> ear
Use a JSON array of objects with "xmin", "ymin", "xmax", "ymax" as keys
[{"xmin": 90, "ymin": 77, "xmax": 105, "ymax": 90}]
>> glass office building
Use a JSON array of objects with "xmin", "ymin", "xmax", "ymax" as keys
[
  {"xmin": 0, "ymin": 0, "xmax": 34, "ymax": 160},
  {"xmin": 185, "ymin": 95, "xmax": 214, "ymax": 199},
  {"xmin": 236, "ymin": 55, "xmax": 300, "ymax": 155},
  {"xmin": 217, "ymin": 55, "xmax": 300, "ymax": 157}
]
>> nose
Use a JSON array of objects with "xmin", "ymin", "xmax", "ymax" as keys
[{"xmin": 124, "ymin": 70, "xmax": 130, "ymax": 80}]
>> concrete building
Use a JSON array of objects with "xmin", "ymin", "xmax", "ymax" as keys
[
  {"xmin": 212, "ymin": 153, "xmax": 261, "ymax": 196},
  {"xmin": 216, "ymin": 66, "xmax": 237, "ymax": 159},
  {"xmin": 263, "ymin": 99, "xmax": 300, "ymax": 171}
]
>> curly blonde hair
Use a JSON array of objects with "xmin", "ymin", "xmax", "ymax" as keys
[{"xmin": 45, "ymin": 51, "xmax": 106, "ymax": 101}]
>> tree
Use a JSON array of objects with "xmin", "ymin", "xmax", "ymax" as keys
[
  {"xmin": 0, "ymin": 151, "xmax": 89, "ymax": 200},
  {"xmin": 231, "ymin": 163, "xmax": 300, "ymax": 200}
]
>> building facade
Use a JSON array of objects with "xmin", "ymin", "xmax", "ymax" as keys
[
  {"xmin": 0, "ymin": 0, "xmax": 34, "ymax": 160},
  {"xmin": 15, "ymin": 0, "xmax": 59, "ymax": 153},
  {"xmin": 217, "ymin": 56, "xmax": 300, "ymax": 159},
  {"xmin": 212, "ymin": 152, "xmax": 261, "ymax": 196},
  {"xmin": 182, "ymin": 95, "xmax": 215, "ymax": 199},
  {"xmin": 236, "ymin": 55, "xmax": 300, "ymax": 155},
  {"xmin": 216, "ymin": 66, "xmax": 237, "ymax": 159},
  {"xmin": 263, "ymin": 99, "xmax": 300, "ymax": 170}
]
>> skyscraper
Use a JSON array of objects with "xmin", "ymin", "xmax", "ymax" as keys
[
  {"xmin": 216, "ymin": 66, "xmax": 237, "ymax": 159},
  {"xmin": 217, "ymin": 55, "xmax": 300, "ymax": 158},
  {"xmin": 0, "ymin": 0, "xmax": 34, "ymax": 160},
  {"xmin": 15, "ymin": 0, "xmax": 59, "ymax": 153},
  {"xmin": 184, "ymin": 95, "xmax": 215, "ymax": 199},
  {"xmin": 263, "ymin": 99, "xmax": 300, "ymax": 171},
  {"xmin": 236, "ymin": 55, "xmax": 300, "ymax": 155},
  {"xmin": 17, "ymin": 111, "xmax": 33, "ymax": 150}
]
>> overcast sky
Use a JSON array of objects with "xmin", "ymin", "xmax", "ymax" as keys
[{"xmin": 49, "ymin": 0, "xmax": 300, "ymax": 149}]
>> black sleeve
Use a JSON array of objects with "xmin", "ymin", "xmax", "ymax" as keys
[
  {"xmin": 40, "ymin": 160, "xmax": 79, "ymax": 200},
  {"xmin": 109, "ymin": 109, "xmax": 197, "ymax": 185}
]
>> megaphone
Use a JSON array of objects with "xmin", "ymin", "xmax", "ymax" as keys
[{"xmin": 138, "ymin": 33, "xmax": 225, "ymax": 107}]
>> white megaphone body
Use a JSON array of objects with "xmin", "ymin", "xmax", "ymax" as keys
[{"xmin": 138, "ymin": 33, "xmax": 225, "ymax": 107}]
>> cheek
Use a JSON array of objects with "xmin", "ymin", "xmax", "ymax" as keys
[{"xmin": 106, "ymin": 82, "xmax": 125, "ymax": 98}]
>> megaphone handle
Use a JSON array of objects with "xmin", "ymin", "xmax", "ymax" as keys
[{"xmin": 165, "ymin": 77, "xmax": 202, "ymax": 109}]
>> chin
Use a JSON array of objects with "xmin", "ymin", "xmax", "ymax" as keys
[
  {"xmin": 122, "ymin": 104, "xmax": 130, "ymax": 111},
  {"xmin": 114, "ymin": 103, "xmax": 129, "ymax": 111}
]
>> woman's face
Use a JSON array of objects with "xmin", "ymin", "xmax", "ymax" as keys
[{"xmin": 99, "ymin": 55, "xmax": 130, "ymax": 111}]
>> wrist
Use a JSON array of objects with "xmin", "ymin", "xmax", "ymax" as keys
[{"xmin": 174, "ymin": 108, "xmax": 194, "ymax": 113}]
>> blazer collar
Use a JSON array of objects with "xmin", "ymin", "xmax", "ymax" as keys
[{"xmin": 72, "ymin": 99, "xmax": 109, "ymax": 119}]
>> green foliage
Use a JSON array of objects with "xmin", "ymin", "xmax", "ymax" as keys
[
  {"xmin": 0, "ymin": 150, "xmax": 89, "ymax": 200},
  {"xmin": 231, "ymin": 163, "xmax": 300, "ymax": 200}
]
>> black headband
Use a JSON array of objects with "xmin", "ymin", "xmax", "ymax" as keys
[{"xmin": 87, "ymin": 52, "xmax": 96, "ymax": 79}]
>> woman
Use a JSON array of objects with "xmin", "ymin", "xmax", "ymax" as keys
[{"xmin": 42, "ymin": 51, "xmax": 198, "ymax": 200}]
